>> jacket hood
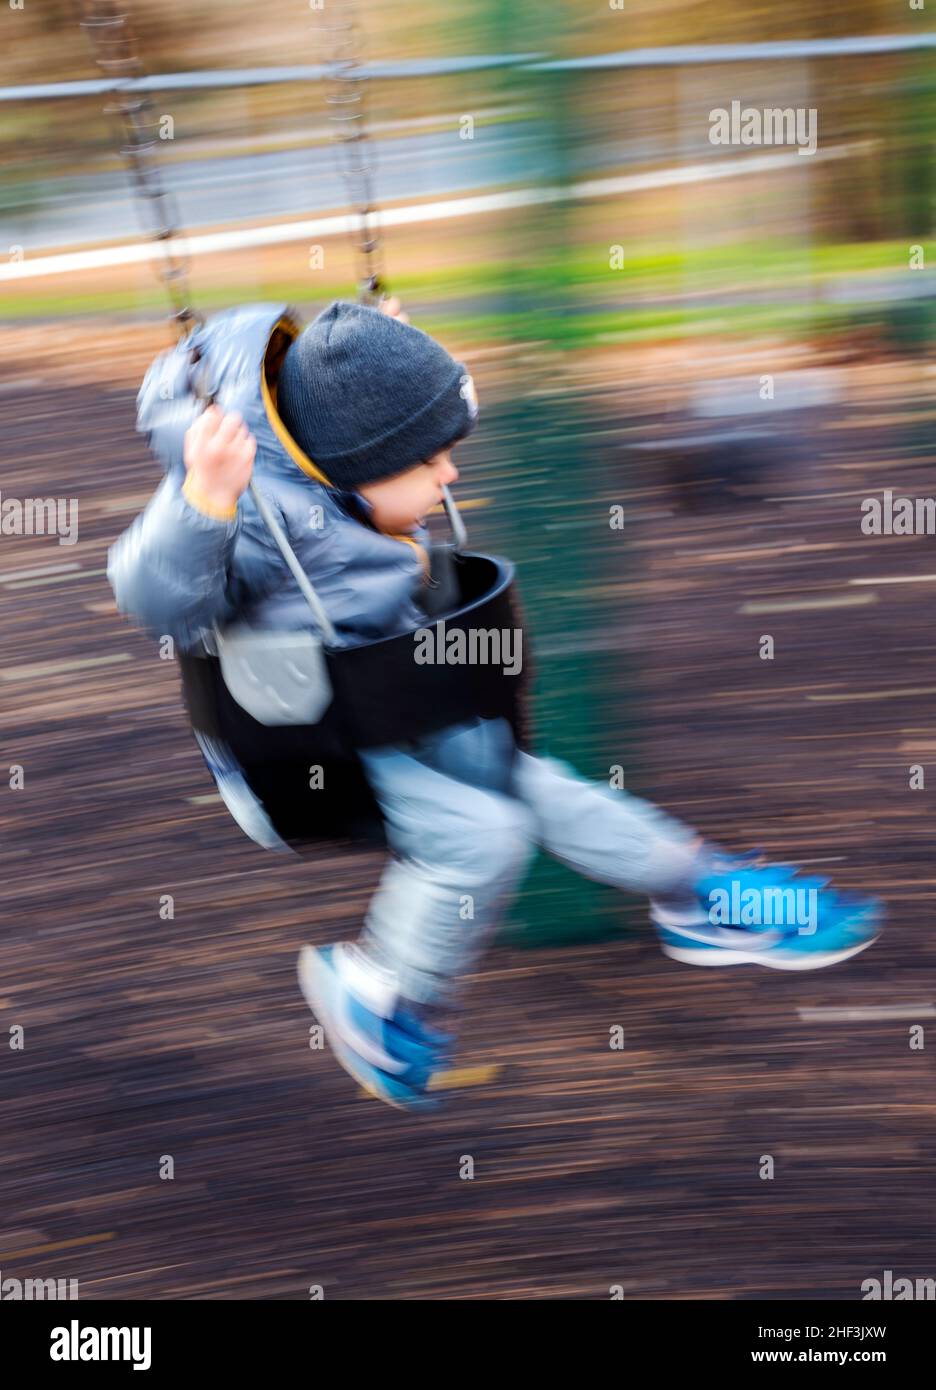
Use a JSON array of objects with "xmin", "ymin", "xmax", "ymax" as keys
[{"xmin": 136, "ymin": 303, "xmax": 328, "ymax": 489}]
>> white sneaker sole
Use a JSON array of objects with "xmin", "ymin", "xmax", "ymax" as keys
[
  {"xmin": 297, "ymin": 946, "xmax": 413, "ymax": 1111},
  {"xmin": 661, "ymin": 934, "xmax": 879, "ymax": 970}
]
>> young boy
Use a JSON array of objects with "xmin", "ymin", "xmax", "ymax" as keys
[{"xmin": 109, "ymin": 297, "xmax": 881, "ymax": 1112}]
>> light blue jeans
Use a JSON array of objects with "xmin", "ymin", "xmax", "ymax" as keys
[{"xmin": 357, "ymin": 718, "xmax": 704, "ymax": 1007}]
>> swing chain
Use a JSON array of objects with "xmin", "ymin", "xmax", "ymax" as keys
[
  {"xmin": 78, "ymin": 0, "xmax": 201, "ymax": 340},
  {"xmin": 320, "ymin": 2, "xmax": 386, "ymax": 307}
]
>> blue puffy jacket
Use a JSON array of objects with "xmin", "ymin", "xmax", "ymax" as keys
[{"xmin": 107, "ymin": 303, "xmax": 433, "ymax": 654}]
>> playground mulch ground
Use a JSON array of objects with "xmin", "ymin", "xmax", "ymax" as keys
[{"xmin": 0, "ymin": 330, "xmax": 933, "ymax": 1299}]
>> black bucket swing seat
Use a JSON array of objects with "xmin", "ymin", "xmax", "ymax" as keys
[{"xmin": 178, "ymin": 322, "xmax": 532, "ymax": 855}]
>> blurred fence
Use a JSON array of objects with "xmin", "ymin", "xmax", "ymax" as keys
[{"xmin": 2, "ymin": 34, "xmax": 935, "ymax": 101}]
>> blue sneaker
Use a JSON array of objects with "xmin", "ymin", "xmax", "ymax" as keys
[
  {"xmin": 297, "ymin": 943, "xmax": 453, "ymax": 1111},
  {"xmin": 650, "ymin": 856, "xmax": 882, "ymax": 970}
]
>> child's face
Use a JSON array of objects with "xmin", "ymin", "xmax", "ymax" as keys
[{"xmin": 358, "ymin": 449, "xmax": 459, "ymax": 535}]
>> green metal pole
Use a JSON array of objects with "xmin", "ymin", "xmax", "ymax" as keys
[{"xmin": 460, "ymin": 0, "xmax": 637, "ymax": 946}]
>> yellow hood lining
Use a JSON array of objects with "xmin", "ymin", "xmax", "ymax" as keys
[
  {"xmin": 261, "ymin": 313, "xmax": 429, "ymax": 576},
  {"xmin": 261, "ymin": 314, "xmax": 333, "ymax": 487}
]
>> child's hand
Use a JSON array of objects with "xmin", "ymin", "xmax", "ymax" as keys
[
  {"xmin": 183, "ymin": 405, "xmax": 256, "ymax": 513},
  {"xmin": 379, "ymin": 295, "xmax": 410, "ymax": 325}
]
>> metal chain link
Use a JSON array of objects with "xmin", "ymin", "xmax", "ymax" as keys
[
  {"xmin": 78, "ymin": 0, "xmax": 201, "ymax": 340},
  {"xmin": 80, "ymin": 1, "xmax": 386, "ymax": 317},
  {"xmin": 319, "ymin": 2, "xmax": 386, "ymax": 306}
]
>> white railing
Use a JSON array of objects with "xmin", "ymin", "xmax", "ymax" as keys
[{"xmin": 1, "ymin": 34, "xmax": 933, "ymax": 102}]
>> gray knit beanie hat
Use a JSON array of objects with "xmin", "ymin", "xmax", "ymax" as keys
[{"xmin": 276, "ymin": 301, "xmax": 478, "ymax": 488}]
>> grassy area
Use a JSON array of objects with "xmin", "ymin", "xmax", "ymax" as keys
[
  {"xmin": 419, "ymin": 301, "xmax": 924, "ymax": 349},
  {"xmin": 1, "ymin": 239, "xmax": 925, "ymax": 351}
]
